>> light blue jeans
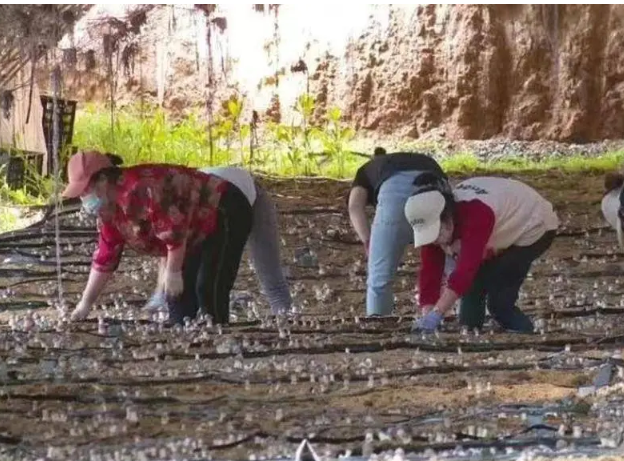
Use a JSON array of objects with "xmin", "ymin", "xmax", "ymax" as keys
[{"xmin": 367, "ymin": 170, "xmax": 426, "ymax": 316}]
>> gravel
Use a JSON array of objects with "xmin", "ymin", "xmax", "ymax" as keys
[
  {"xmin": 453, "ymin": 139, "xmax": 624, "ymax": 163},
  {"xmin": 351, "ymin": 137, "xmax": 624, "ymax": 164}
]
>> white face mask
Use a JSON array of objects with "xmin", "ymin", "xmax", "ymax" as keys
[{"xmin": 81, "ymin": 193, "xmax": 104, "ymax": 215}]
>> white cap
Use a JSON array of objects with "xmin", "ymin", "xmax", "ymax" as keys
[
  {"xmin": 601, "ymin": 186, "xmax": 624, "ymax": 249},
  {"xmin": 404, "ymin": 190, "xmax": 446, "ymax": 248}
]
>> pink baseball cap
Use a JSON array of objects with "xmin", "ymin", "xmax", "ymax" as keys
[{"xmin": 62, "ymin": 151, "xmax": 113, "ymax": 198}]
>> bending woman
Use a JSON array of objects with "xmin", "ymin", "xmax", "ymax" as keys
[
  {"xmin": 405, "ymin": 176, "xmax": 559, "ymax": 333},
  {"xmin": 146, "ymin": 166, "xmax": 292, "ymax": 315},
  {"xmin": 64, "ymin": 151, "xmax": 252, "ymax": 325},
  {"xmin": 347, "ymin": 147, "xmax": 448, "ymax": 317}
]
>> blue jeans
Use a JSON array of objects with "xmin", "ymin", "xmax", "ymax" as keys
[{"xmin": 367, "ymin": 171, "xmax": 425, "ymax": 316}]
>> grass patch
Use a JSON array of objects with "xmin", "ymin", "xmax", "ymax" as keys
[
  {"xmin": 440, "ymin": 150, "xmax": 624, "ymax": 174},
  {"xmin": 72, "ymin": 98, "xmax": 358, "ymax": 178},
  {"xmin": 73, "ymin": 104, "xmax": 624, "ymax": 177},
  {"xmin": 1, "ymin": 102, "xmax": 623, "ymax": 230},
  {"xmin": 0, "ymin": 208, "xmax": 21, "ymax": 233},
  {"xmin": 439, "ymin": 152, "xmax": 481, "ymax": 173},
  {"xmin": 73, "ymin": 106, "xmax": 234, "ymax": 167},
  {"xmin": 490, "ymin": 151, "xmax": 624, "ymax": 173}
]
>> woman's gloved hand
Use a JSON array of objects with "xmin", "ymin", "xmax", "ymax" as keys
[
  {"xmin": 164, "ymin": 269, "xmax": 184, "ymax": 297},
  {"xmin": 411, "ymin": 310, "xmax": 443, "ymax": 333},
  {"xmin": 144, "ymin": 291, "xmax": 167, "ymax": 311}
]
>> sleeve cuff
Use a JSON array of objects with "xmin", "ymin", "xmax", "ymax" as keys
[{"xmin": 92, "ymin": 260, "xmax": 120, "ymax": 273}]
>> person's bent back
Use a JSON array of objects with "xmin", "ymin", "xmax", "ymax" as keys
[{"xmin": 347, "ymin": 148, "xmax": 448, "ymax": 316}]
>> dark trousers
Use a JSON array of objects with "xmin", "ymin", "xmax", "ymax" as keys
[
  {"xmin": 459, "ymin": 230, "xmax": 556, "ymax": 333},
  {"xmin": 168, "ymin": 185, "xmax": 253, "ymax": 325}
]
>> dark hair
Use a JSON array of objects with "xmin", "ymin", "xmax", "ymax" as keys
[
  {"xmin": 106, "ymin": 153, "xmax": 124, "ymax": 166},
  {"xmin": 605, "ymin": 172, "xmax": 624, "ymax": 193},
  {"xmin": 373, "ymin": 147, "xmax": 386, "ymax": 157},
  {"xmin": 413, "ymin": 172, "xmax": 455, "ymax": 222},
  {"xmin": 90, "ymin": 152, "xmax": 124, "ymax": 184}
]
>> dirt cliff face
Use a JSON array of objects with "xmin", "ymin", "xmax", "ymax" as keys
[
  {"xmin": 46, "ymin": 4, "xmax": 624, "ymax": 142},
  {"xmin": 333, "ymin": 4, "xmax": 624, "ymax": 142}
]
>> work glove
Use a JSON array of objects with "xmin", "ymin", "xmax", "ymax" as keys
[
  {"xmin": 70, "ymin": 300, "xmax": 92, "ymax": 322},
  {"xmin": 412, "ymin": 310, "xmax": 443, "ymax": 333},
  {"xmin": 164, "ymin": 269, "xmax": 184, "ymax": 297},
  {"xmin": 144, "ymin": 291, "xmax": 167, "ymax": 312}
]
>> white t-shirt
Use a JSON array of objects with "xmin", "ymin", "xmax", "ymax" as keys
[
  {"xmin": 199, "ymin": 166, "xmax": 257, "ymax": 205},
  {"xmin": 454, "ymin": 177, "xmax": 559, "ymax": 249}
]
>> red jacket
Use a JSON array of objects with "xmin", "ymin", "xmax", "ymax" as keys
[
  {"xmin": 92, "ymin": 164, "xmax": 229, "ymax": 272},
  {"xmin": 419, "ymin": 200, "xmax": 496, "ymax": 306}
]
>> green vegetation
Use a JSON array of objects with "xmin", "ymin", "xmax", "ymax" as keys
[
  {"xmin": 0, "ymin": 208, "xmax": 20, "ymax": 233},
  {"xmin": 0, "ymin": 150, "xmax": 59, "ymax": 207},
  {"xmin": 72, "ymin": 95, "xmax": 360, "ymax": 178},
  {"xmin": 0, "ymin": 160, "xmax": 57, "ymax": 232},
  {"xmin": 1, "ymin": 93, "xmax": 624, "ymax": 231},
  {"xmin": 72, "ymin": 99, "xmax": 624, "ymax": 176},
  {"xmin": 441, "ymin": 150, "xmax": 624, "ymax": 174}
]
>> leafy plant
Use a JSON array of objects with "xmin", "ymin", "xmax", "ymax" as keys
[
  {"xmin": 293, "ymin": 93, "xmax": 319, "ymax": 175},
  {"xmin": 0, "ymin": 208, "xmax": 17, "ymax": 231},
  {"xmin": 74, "ymin": 104, "xmax": 235, "ymax": 168},
  {"xmin": 66, "ymin": 98, "xmax": 624, "ymax": 183},
  {"xmin": 319, "ymin": 107, "xmax": 355, "ymax": 177},
  {"xmin": 268, "ymin": 123, "xmax": 304, "ymax": 175}
]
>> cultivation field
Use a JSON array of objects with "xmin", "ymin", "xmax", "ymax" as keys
[{"xmin": 1, "ymin": 170, "xmax": 624, "ymax": 460}]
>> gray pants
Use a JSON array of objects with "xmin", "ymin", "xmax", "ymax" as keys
[{"xmin": 248, "ymin": 184, "xmax": 292, "ymax": 315}]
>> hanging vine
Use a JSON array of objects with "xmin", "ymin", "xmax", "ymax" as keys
[
  {"xmin": 103, "ymin": 26, "xmax": 119, "ymax": 143},
  {"xmin": 0, "ymin": 6, "xmax": 87, "ymax": 309},
  {"xmin": 256, "ymin": 4, "xmax": 283, "ymax": 124},
  {"xmin": 213, "ymin": 15, "xmax": 228, "ymax": 78},
  {"xmin": 291, "ymin": 58, "xmax": 309, "ymax": 95},
  {"xmin": 24, "ymin": 43, "xmax": 37, "ymax": 124},
  {"xmin": 249, "ymin": 110, "xmax": 259, "ymax": 167},
  {"xmin": 196, "ymin": 4, "xmax": 218, "ymax": 165},
  {"xmin": 50, "ymin": 62, "xmax": 64, "ymax": 310},
  {"xmin": 99, "ymin": 9, "xmax": 149, "ymax": 143},
  {"xmin": 138, "ymin": 37, "xmax": 145, "ymax": 121},
  {"xmin": 270, "ymin": 4, "xmax": 280, "ymax": 89}
]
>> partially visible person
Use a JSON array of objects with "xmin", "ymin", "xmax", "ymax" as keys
[
  {"xmin": 405, "ymin": 176, "xmax": 559, "ymax": 333},
  {"xmin": 601, "ymin": 171, "xmax": 624, "ymax": 249},
  {"xmin": 145, "ymin": 166, "xmax": 292, "ymax": 316},
  {"xmin": 347, "ymin": 147, "xmax": 449, "ymax": 317},
  {"xmin": 63, "ymin": 151, "xmax": 252, "ymax": 325}
]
